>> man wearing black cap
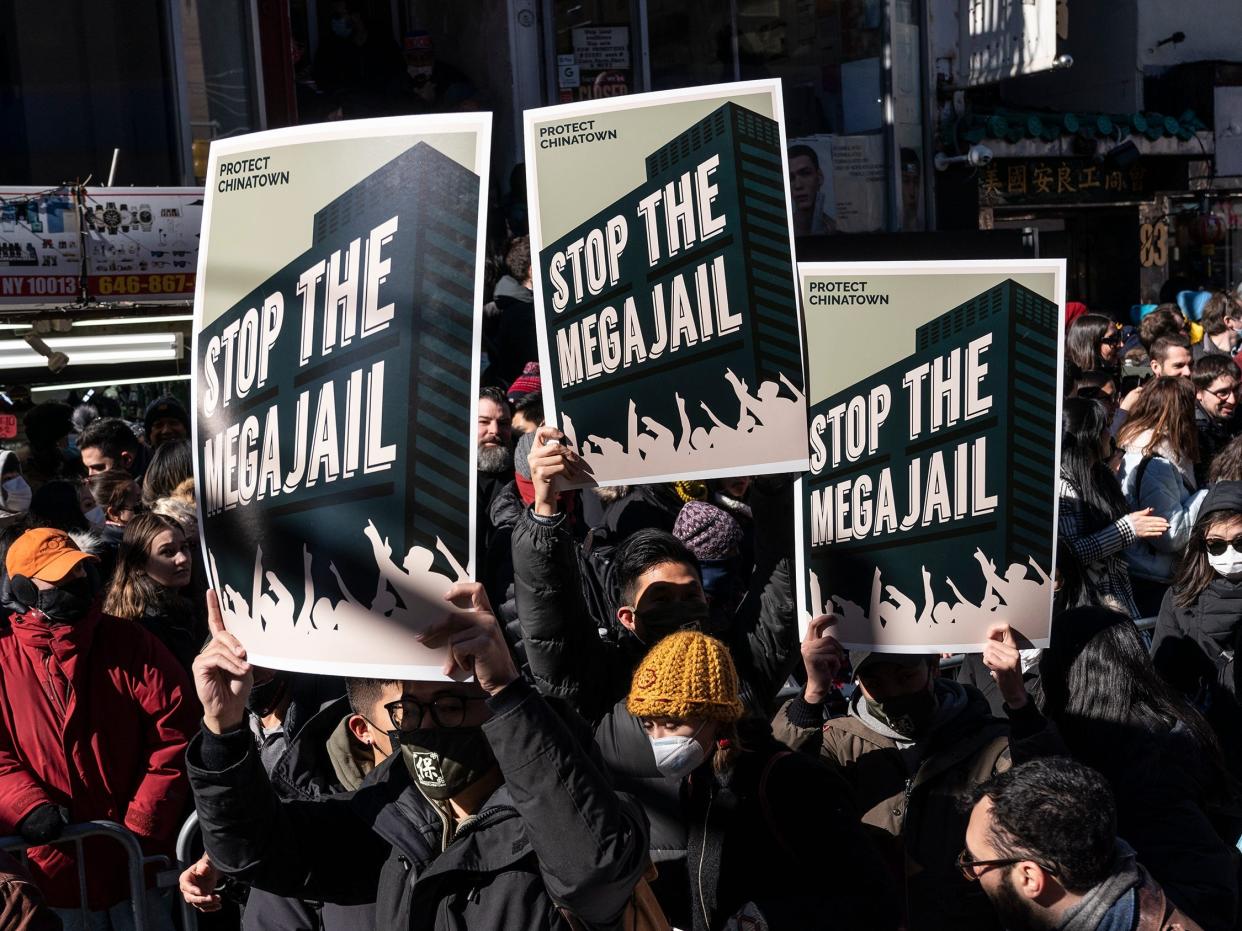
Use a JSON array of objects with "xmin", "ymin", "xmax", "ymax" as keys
[
  {"xmin": 775, "ymin": 620, "xmax": 1064, "ymax": 931},
  {"xmin": 144, "ymin": 395, "xmax": 190, "ymax": 449}
]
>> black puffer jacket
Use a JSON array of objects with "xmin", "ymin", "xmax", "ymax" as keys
[
  {"xmin": 1154, "ymin": 580, "xmax": 1242, "ymax": 706},
  {"xmin": 190, "ymin": 679, "xmax": 649, "ymax": 931},
  {"xmin": 482, "ymin": 480, "xmax": 526, "ymax": 632},
  {"xmin": 512, "ymin": 479, "xmax": 799, "ymax": 726},
  {"xmin": 1152, "ymin": 481, "xmax": 1242, "ymax": 778}
]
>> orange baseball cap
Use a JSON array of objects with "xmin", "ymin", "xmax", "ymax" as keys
[{"xmin": 5, "ymin": 528, "xmax": 97, "ymax": 582}]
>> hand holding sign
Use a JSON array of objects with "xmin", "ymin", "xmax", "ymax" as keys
[
  {"xmin": 195, "ymin": 590, "xmax": 253, "ymax": 734},
  {"xmin": 418, "ymin": 582, "xmax": 519, "ymax": 696},
  {"xmin": 529, "ymin": 425, "xmax": 583, "ymax": 517},
  {"xmin": 982, "ymin": 623, "xmax": 1028, "ymax": 710},
  {"xmin": 802, "ymin": 613, "xmax": 845, "ymax": 705}
]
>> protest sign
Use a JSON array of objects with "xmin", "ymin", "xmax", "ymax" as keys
[
  {"xmin": 192, "ymin": 115, "xmax": 490, "ymax": 679},
  {"xmin": 795, "ymin": 261, "xmax": 1065, "ymax": 652},
  {"xmin": 525, "ymin": 80, "xmax": 809, "ymax": 486}
]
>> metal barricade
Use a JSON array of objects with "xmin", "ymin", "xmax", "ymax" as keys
[
  {"xmin": 175, "ymin": 810, "xmax": 201, "ymax": 931},
  {"xmin": 0, "ymin": 819, "xmax": 152, "ymax": 931}
]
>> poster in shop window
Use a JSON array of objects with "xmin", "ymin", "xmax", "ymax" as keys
[
  {"xmin": 795, "ymin": 260, "xmax": 1065, "ymax": 652},
  {"xmin": 191, "ymin": 115, "xmax": 490, "ymax": 679},
  {"xmin": 524, "ymin": 80, "xmax": 809, "ymax": 487}
]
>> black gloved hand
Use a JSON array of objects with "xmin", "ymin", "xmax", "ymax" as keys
[{"xmin": 18, "ymin": 803, "xmax": 69, "ymax": 844}]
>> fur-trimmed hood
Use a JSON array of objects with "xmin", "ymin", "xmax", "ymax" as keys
[
  {"xmin": 67, "ymin": 528, "xmax": 109, "ymax": 557},
  {"xmin": 591, "ymin": 485, "xmax": 630, "ymax": 505}
]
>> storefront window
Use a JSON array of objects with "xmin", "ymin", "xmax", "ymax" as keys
[
  {"xmin": 179, "ymin": 0, "xmax": 264, "ymax": 179},
  {"xmin": 644, "ymin": 0, "xmax": 896, "ymax": 234},
  {"xmin": 647, "ymin": 2, "xmax": 733, "ymax": 93},
  {"xmin": 550, "ymin": 0, "xmax": 636, "ymax": 103}
]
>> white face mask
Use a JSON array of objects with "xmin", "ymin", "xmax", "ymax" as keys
[
  {"xmin": 650, "ymin": 724, "xmax": 708, "ymax": 779},
  {"xmin": 1208, "ymin": 545, "xmax": 1242, "ymax": 580},
  {"xmin": 1, "ymin": 475, "xmax": 32, "ymax": 514},
  {"xmin": 84, "ymin": 505, "xmax": 106, "ymax": 528}
]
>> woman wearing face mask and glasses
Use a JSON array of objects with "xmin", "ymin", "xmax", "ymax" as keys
[
  {"xmin": 1154, "ymin": 480, "xmax": 1242, "ymax": 780},
  {"xmin": 626, "ymin": 630, "xmax": 896, "ymax": 931}
]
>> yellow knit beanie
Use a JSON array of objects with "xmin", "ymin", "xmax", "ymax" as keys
[
  {"xmin": 626, "ymin": 630, "xmax": 744, "ymax": 723},
  {"xmin": 674, "ymin": 480, "xmax": 708, "ymax": 503}
]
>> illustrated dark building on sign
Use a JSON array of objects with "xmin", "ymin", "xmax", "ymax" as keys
[
  {"xmin": 539, "ymin": 101, "xmax": 804, "ymax": 477},
  {"xmin": 309, "ymin": 142, "xmax": 478, "ymax": 563},
  {"xmin": 643, "ymin": 103, "xmax": 801, "ymax": 385}
]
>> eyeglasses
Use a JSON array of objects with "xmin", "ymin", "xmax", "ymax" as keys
[
  {"xmin": 1206, "ymin": 536, "xmax": 1242, "ymax": 556},
  {"xmin": 956, "ymin": 848, "xmax": 1049, "ymax": 882},
  {"xmin": 1101, "ymin": 335, "xmax": 1124, "ymax": 346},
  {"xmin": 1206, "ymin": 385, "xmax": 1238, "ymax": 402},
  {"xmin": 384, "ymin": 694, "xmax": 486, "ymax": 730}
]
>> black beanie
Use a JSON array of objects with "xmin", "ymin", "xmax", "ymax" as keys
[{"xmin": 143, "ymin": 395, "xmax": 190, "ymax": 438}]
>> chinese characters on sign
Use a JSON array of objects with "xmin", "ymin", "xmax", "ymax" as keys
[{"xmin": 978, "ymin": 159, "xmax": 1168, "ymax": 206}]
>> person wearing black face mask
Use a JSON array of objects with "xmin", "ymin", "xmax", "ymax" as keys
[
  {"xmin": 773, "ymin": 620, "xmax": 1066, "ymax": 931},
  {"xmin": 187, "ymin": 581, "xmax": 649, "ymax": 931},
  {"xmin": 0, "ymin": 527, "xmax": 196, "ymax": 924},
  {"xmin": 512, "ymin": 427, "xmax": 801, "ymax": 917},
  {"xmin": 514, "ymin": 426, "xmax": 799, "ymax": 727}
]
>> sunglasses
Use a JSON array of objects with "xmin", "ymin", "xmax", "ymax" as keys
[
  {"xmin": 1101, "ymin": 335, "xmax": 1123, "ymax": 346},
  {"xmin": 1206, "ymin": 536, "xmax": 1242, "ymax": 556}
]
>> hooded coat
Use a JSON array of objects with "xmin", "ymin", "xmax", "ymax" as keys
[
  {"xmin": 1154, "ymin": 481, "xmax": 1242, "ymax": 776},
  {"xmin": 0, "ymin": 601, "xmax": 196, "ymax": 908},
  {"xmin": 772, "ymin": 680, "xmax": 1065, "ymax": 931}
]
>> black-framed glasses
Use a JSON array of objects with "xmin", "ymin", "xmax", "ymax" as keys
[
  {"xmin": 384, "ymin": 694, "xmax": 486, "ymax": 730},
  {"xmin": 1206, "ymin": 536, "xmax": 1242, "ymax": 556},
  {"xmin": 1101, "ymin": 334, "xmax": 1124, "ymax": 346},
  {"xmin": 1206, "ymin": 384, "xmax": 1238, "ymax": 402},
  {"xmin": 956, "ymin": 848, "xmax": 1053, "ymax": 882}
]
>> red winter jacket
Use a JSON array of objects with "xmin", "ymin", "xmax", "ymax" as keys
[{"xmin": 0, "ymin": 601, "xmax": 197, "ymax": 909}]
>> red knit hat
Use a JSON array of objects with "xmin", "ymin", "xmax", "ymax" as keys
[
  {"xmin": 507, "ymin": 361, "xmax": 541, "ymax": 404},
  {"xmin": 1065, "ymin": 302, "xmax": 1089, "ymax": 327}
]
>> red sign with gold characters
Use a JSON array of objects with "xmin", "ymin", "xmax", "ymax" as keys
[{"xmin": 978, "ymin": 158, "xmax": 1187, "ymax": 206}]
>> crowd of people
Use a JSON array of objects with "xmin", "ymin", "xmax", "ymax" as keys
[{"xmin": 4, "ymin": 286, "xmax": 1242, "ymax": 930}]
